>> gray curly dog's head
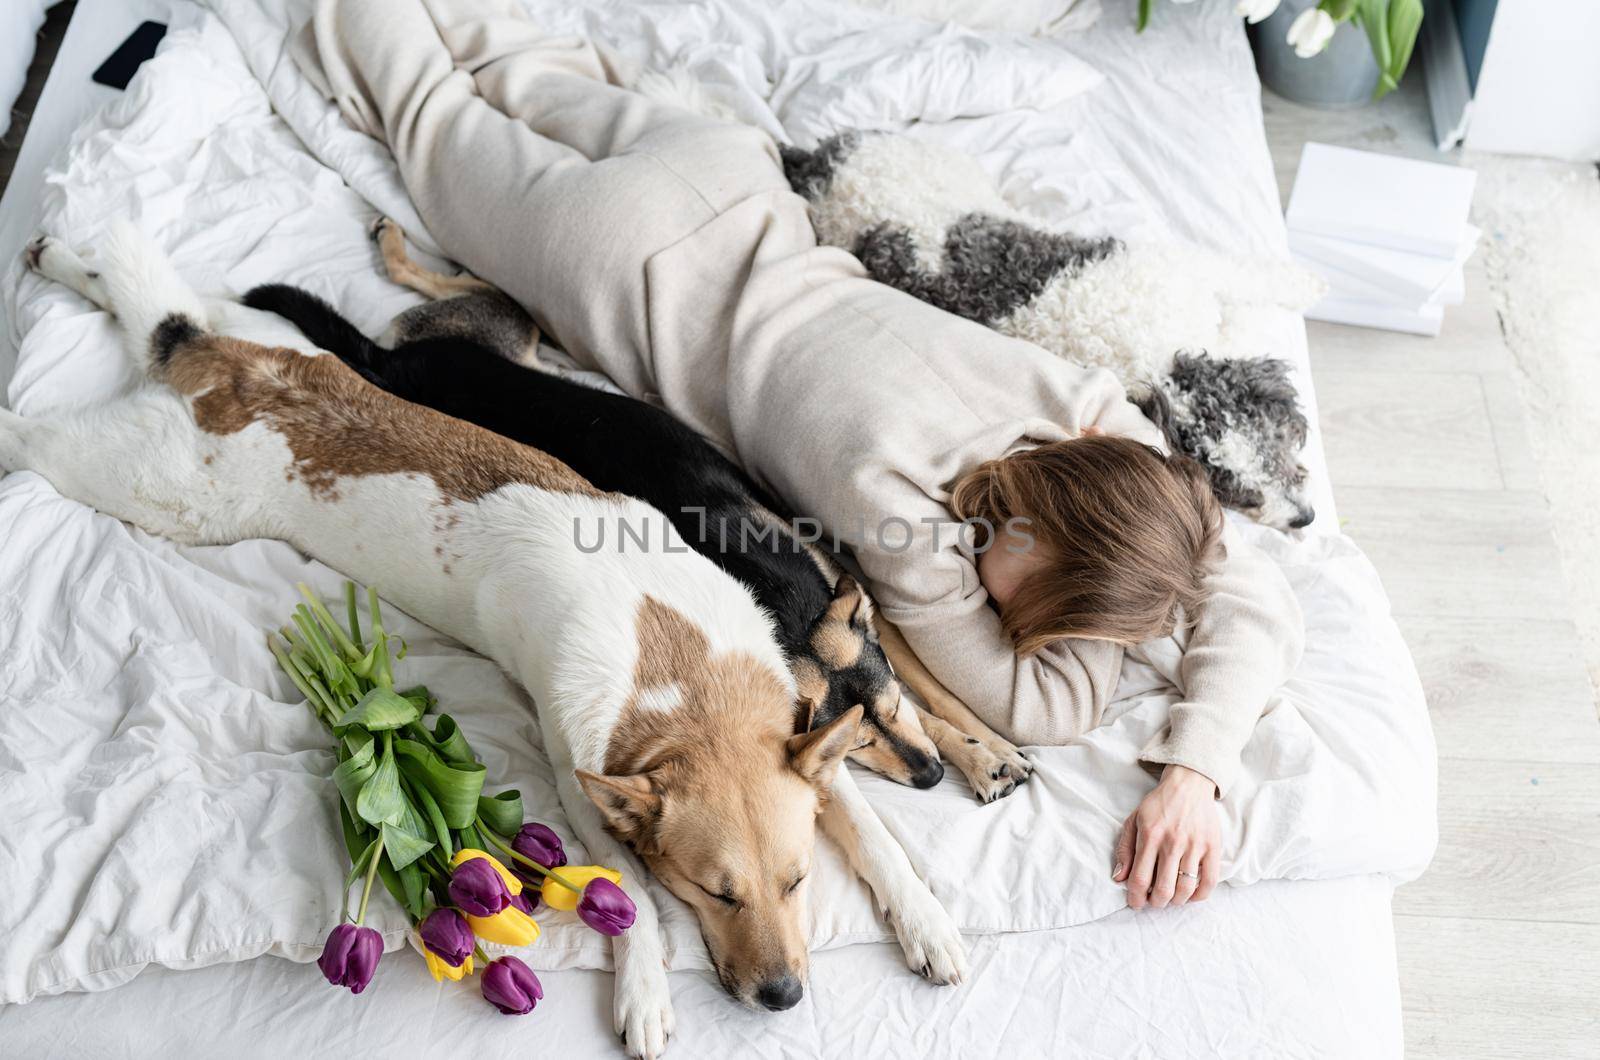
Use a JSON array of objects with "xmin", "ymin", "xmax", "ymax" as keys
[{"xmin": 1138, "ymin": 352, "xmax": 1314, "ymax": 531}]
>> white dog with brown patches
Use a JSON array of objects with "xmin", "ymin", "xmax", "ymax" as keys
[{"xmin": 1, "ymin": 223, "xmax": 967, "ymax": 1057}]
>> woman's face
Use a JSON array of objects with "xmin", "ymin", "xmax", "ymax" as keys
[{"xmin": 977, "ymin": 538, "xmax": 1049, "ymax": 612}]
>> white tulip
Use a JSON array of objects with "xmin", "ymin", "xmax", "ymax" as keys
[
  {"xmin": 1236, "ymin": 0, "xmax": 1281, "ymax": 23},
  {"xmin": 1286, "ymin": 7, "xmax": 1337, "ymax": 58}
]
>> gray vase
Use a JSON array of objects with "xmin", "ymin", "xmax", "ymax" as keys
[{"xmin": 1249, "ymin": 0, "xmax": 1380, "ymax": 108}]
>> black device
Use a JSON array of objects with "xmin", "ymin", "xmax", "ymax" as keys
[{"xmin": 91, "ymin": 21, "xmax": 168, "ymax": 91}]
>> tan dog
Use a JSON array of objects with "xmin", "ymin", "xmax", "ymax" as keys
[{"xmin": 7, "ymin": 223, "xmax": 970, "ymax": 1058}]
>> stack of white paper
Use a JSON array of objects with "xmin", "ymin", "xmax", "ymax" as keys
[{"xmin": 1286, "ymin": 143, "xmax": 1478, "ymax": 337}]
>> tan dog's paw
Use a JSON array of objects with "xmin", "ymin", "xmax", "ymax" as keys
[
  {"xmin": 886, "ymin": 887, "xmax": 969, "ymax": 986},
  {"xmin": 614, "ymin": 950, "xmax": 674, "ymax": 1059}
]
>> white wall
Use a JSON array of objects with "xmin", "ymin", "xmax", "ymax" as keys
[{"xmin": 1465, "ymin": 1, "xmax": 1600, "ymax": 161}]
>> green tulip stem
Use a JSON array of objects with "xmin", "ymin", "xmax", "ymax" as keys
[
  {"xmin": 367, "ymin": 587, "xmax": 394, "ymax": 690},
  {"xmin": 481, "ymin": 826, "xmax": 583, "ymax": 896},
  {"xmin": 356, "ymin": 832, "xmax": 386, "ymax": 926},
  {"xmin": 269, "ymin": 638, "xmax": 321, "ymax": 717},
  {"xmin": 345, "ymin": 582, "xmax": 363, "ymax": 653},
  {"xmin": 270, "ymin": 636, "xmax": 337, "ymax": 726},
  {"xmin": 298, "ymin": 582, "xmax": 362, "ymax": 661}
]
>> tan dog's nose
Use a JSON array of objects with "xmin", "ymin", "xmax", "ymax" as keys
[{"xmin": 756, "ymin": 975, "xmax": 804, "ymax": 1011}]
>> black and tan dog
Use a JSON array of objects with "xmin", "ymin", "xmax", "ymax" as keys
[{"xmin": 245, "ymin": 218, "xmax": 1032, "ymax": 802}]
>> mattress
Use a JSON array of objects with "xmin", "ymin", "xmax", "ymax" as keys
[{"xmin": 0, "ymin": 0, "xmax": 1428, "ymax": 1055}]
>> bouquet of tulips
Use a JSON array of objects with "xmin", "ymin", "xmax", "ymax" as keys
[{"xmin": 270, "ymin": 582, "xmax": 636, "ymax": 1012}]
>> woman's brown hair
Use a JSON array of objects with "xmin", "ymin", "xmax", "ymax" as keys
[{"xmin": 950, "ymin": 435, "xmax": 1224, "ymax": 655}]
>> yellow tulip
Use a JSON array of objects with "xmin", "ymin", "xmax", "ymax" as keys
[
  {"xmin": 422, "ymin": 945, "xmax": 474, "ymax": 982},
  {"xmin": 451, "ymin": 848, "xmax": 523, "ymax": 896},
  {"xmin": 465, "ymin": 904, "xmax": 542, "ymax": 947},
  {"xmin": 541, "ymin": 865, "xmax": 622, "ymax": 912}
]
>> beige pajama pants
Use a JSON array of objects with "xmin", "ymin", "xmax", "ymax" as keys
[{"xmin": 295, "ymin": 0, "xmax": 818, "ymax": 452}]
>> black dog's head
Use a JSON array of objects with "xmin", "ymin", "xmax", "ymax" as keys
[
  {"xmin": 1138, "ymin": 352, "xmax": 1314, "ymax": 531},
  {"xmin": 789, "ymin": 577, "xmax": 943, "ymax": 789}
]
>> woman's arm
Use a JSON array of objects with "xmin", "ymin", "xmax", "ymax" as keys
[
  {"xmin": 1139, "ymin": 520, "xmax": 1305, "ymax": 797},
  {"xmin": 874, "ymin": 558, "xmax": 1124, "ymax": 747}
]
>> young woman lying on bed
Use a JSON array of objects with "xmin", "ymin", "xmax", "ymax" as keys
[{"xmin": 293, "ymin": 0, "xmax": 1305, "ymax": 914}]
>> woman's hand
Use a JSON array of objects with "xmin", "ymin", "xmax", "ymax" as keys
[{"xmin": 1111, "ymin": 764, "xmax": 1220, "ymax": 909}]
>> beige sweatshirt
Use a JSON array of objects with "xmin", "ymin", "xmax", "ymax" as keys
[
  {"xmin": 728, "ymin": 280, "xmax": 1307, "ymax": 798},
  {"xmin": 294, "ymin": 0, "xmax": 1306, "ymax": 797}
]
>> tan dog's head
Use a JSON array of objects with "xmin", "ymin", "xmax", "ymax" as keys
[
  {"xmin": 793, "ymin": 576, "xmax": 942, "ymax": 788},
  {"xmin": 577, "ymin": 597, "xmax": 864, "ymax": 1011}
]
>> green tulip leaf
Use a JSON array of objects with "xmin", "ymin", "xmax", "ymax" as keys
[
  {"xmin": 356, "ymin": 736, "xmax": 406, "ymax": 826},
  {"xmin": 1136, "ymin": 0, "xmax": 1151, "ymax": 32},
  {"xmin": 1355, "ymin": 0, "xmax": 1393, "ymax": 80},
  {"xmin": 336, "ymin": 687, "xmax": 422, "ymax": 733},
  {"xmin": 343, "ymin": 836, "xmax": 381, "ymax": 894},
  {"xmin": 381, "ymin": 803, "xmax": 436, "ymax": 872},
  {"xmin": 396, "ymin": 738, "xmax": 486, "ymax": 828},
  {"xmin": 332, "ymin": 733, "xmax": 377, "ymax": 819},
  {"xmin": 338, "ymin": 798, "xmax": 374, "ymax": 866},
  {"xmin": 399, "ymin": 860, "xmax": 426, "ymax": 919},
  {"xmin": 1379, "ymin": 0, "xmax": 1423, "ymax": 100},
  {"xmin": 376, "ymin": 848, "xmax": 427, "ymax": 920},
  {"xmin": 399, "ymin": 685, "xmax": 436, "ymax": 715},
  {"xmin": 477, "ymin": 789, "xmax": 525, "ymax": 837},
  {"xmin": 456, "ymin": 823, "xmax": 486, "ymax": 855},
  {"xmin": 429, "ymin": 714, "xmax": 476, "ymax": 764},
  {"xmin": 403, "ymin": 771, "xmax": 453, "ymax": 855}
]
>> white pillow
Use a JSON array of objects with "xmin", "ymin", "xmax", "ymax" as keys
[
  {"xmin": 844, "ymin": 0, "xmax": 1103, "ymax": 35},
  {"xmin": 1, "ymin": 1, "xmax": 55, "ymax": 141}
]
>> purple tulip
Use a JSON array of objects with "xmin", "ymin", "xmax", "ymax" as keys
[
  {"xmin": 481, "ymin": 956, "xmax": 543, "ymax": 1015},
  {"xmin": 318, "ymin": 923, "xmax": 383, "ymax": 994},
  {"xmin": 449, "ymin": 857, "xmax": 510, "ymax": 917},
  {"xmin": 577, "ymin": 877, "xmax": 637, "ymax": 936},
  {"xmin": 513, "ymin": 822, "xmax": 567, "ymax": 872},
  {"xmin": 419, "ymin": 907, "xmax": 474, "ymax": 968},
  {"xmin": 508, "ymin": 889, "xmax": 538, "ymax": 915}
]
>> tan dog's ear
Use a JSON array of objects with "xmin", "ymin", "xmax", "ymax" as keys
[
  {"xmin": 786, "ymin": 704, "xmax": 863, "ymax": 790},
  {"xmin": 576, "ymin": 770, "xmax": 661, "ymax": 847},
  {"xmin": 825, "ymin": 575, "xmax": 867, "ymax": 626},
  {"xmin": 794, "ymin": 694, "xmax": 819, "ymax": 735}
]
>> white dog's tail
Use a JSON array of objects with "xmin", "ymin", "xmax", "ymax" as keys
[
  {"xmin": 99, "ymin": 220, "xmax": 210, "ymax": 375},
  {"xmin": 630, "ymin": 63, "xmax": 743, "ymax": 124}
]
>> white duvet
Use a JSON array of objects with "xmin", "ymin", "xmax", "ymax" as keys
[{"xmin": 0, "ymin": 0, "xmax": 1435, "ymax": 1010}]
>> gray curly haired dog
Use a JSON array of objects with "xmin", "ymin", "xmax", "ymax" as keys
[{"xmin": 779, "ymin": 130, "xmax": 1323, "ymax": 531}]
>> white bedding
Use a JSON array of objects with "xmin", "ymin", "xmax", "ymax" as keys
[
  {"xmin": 0, "ymin": 0, "xmax": 1431, "ymax": 1053},
  {"xmin": 0, "ymin": 875, "xmax": 1405, "ymax": 1057}
]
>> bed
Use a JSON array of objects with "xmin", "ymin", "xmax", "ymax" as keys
[{"xmin": 0, "ymin": 0, "xmax": 1433, "ymax": 1055}]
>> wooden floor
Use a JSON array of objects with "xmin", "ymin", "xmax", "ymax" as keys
[{"xmin": 1265, "ymin": 81, "xmax": 1600, "ymax": 1058}]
